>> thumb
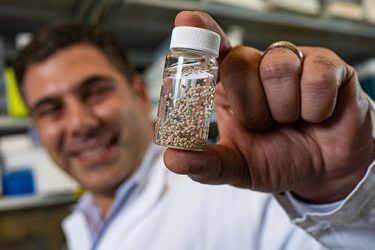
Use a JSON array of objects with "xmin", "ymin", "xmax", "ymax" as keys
[{"xmin": 163, "ymin": 144, "xmax": 251, "ymax": 188}]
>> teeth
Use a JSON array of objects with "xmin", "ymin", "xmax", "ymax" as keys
[{"xmin": 80, "ymin": 145, "xmax": 107, "ymax": 157}]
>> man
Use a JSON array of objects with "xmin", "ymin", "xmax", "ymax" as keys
[{"xmin": 15, "ymin": 11, "xmax": 374, "ymax": 250}]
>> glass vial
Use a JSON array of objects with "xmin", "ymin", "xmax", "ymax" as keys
[{"xmin": 154, "ymin": 26, "xmax": 220, "ymax": 151}]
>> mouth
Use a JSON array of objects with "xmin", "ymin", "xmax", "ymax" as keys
[{"xmin": 71, "ymin": 136, "xmax": 119, "ymax": 169}]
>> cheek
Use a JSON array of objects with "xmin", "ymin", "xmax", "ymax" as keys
[
  {"xmin": 38, "ymin": 121, "xmax": 62, "ymax": 153},
  {"xmin": 93, "ymin": 96, "xmax": 150, "ymax": 139},
  {"xmin": 94, "ymin": 99, "xmax": 125, "ymax": 125},
  {"xmin": 94, "ymin": 94, "xmax": 139, "ymax": 122}
]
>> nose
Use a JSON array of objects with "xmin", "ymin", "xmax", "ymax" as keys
[{"xmin": 64, "ymin": 98, "xmax": 100, "ymax": 139}]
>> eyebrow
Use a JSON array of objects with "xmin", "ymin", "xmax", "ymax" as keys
[
  {"xmin": 30, "ymin": 75, "xmax": 115, "ymax": 113},
  {"xmin": 77, "ymin": 75, "xmax": 114, "ymax": 92}
]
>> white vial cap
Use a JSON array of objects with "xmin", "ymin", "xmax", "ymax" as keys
[{"xmin": 170, "ymin": 26, "xmax": 221, "ymax": 58}]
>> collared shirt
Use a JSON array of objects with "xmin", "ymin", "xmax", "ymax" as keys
[{"xmin": 75, "ymin": 143, "xmax": 163, "ymax": 249}]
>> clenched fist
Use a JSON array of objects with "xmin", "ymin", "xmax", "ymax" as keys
[{"xmin": 164, "ymin": 11, "xmax": 375, "ymax": 203}]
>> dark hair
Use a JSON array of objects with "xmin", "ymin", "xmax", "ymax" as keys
[{"xmin": 14, "ymin": 20, "xmax": 134, "ymax": 89}]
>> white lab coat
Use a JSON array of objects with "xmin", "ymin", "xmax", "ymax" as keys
[
  {"xmin": 62, "ymin": 95, "xmax": 375, "ymax": 250},
  {"xmin": 62, "ymin": 152, "xmax": 326, "ymax": 250}
]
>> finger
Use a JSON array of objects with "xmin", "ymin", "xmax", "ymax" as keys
[
  {"xmin": 174, "ymin": 11, "xmax": 231, "ymax": 61},
  {"xmin": 163, "ymin": 144, "xmax": 251, "ymax": 188},
  {"xmin": 300, "ymin": 47, "xmax": 346, "ymax": 122},
  {"xmin": 214, "ymin": 82, "xmax": 232, "ymax": 111},
  {"xmin": 259, "ymin": 47, "xmax": 302, "ymax": 123},
  {"xmin": 220, "ymin": 46, "xmax": 274, "ymax": 130}
]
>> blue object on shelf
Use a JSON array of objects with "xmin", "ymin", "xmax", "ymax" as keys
[{"xmin": 2, "ymin": 169, "xmax": 35, "ymax": 196}]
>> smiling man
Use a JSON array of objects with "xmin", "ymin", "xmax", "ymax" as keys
[
  {"xmin": 23, "ymin": 43, "xmax": 152, "ymax": 206},
  {"xmin": 14, "ymin": 11, "xmax": 375, "ymax": 250}
]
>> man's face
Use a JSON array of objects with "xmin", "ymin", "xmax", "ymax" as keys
[{"xmin": 23, "ymin": 44, "xmax": 153, "ymax": 194}]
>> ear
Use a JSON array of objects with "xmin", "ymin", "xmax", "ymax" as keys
[{"xmin": 131, "ymin": 72, "xmax": 152, "ymax": 114}]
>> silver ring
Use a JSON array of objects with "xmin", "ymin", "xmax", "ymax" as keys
[{"xmin": 264, "ymin": 41, "xmax": 304, "ymax": 61}]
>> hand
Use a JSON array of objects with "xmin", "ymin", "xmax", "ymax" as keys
[{"xmin": 163, "ymin": 11, "xmax": 375, "ymax": 203}]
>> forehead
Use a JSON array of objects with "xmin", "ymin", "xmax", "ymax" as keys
[{"xmin": 23, "ymin": 44, "xmax": 128, "ymax": 104}]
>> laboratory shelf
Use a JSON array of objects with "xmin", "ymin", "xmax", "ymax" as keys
[{"xmin": 0, "ymin": 117, "xmax": 31, "ymax": 136}]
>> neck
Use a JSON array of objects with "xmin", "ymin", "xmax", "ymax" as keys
[
  {"xmin": 93, "ymin": 192, "xmax": 115, "ymax": 218},
  {"xmin": 92, "ymin": 138, "xmax": 153, "ymax": 218}
]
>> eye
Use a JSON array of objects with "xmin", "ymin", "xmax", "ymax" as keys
[
  {"xmin": 35, "ymin": 103, "xmax": 63, "ymax": 119},
  {"xmin": 83, "ymin": 85, "xmax": 113, "ymax": 103}
]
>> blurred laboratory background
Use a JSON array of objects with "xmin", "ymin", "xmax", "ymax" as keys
[{"xmin": 0, "ymin": 0, "xmax": 375, "ymax": 249}]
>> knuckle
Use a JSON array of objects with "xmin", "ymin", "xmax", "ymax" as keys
[
  {"xmin": 260, "ymin": 61, "xmax": 297, "ymax": 85},
  {"xmin": 312, "ymin": 54, "xmax": 339, "ymax": 73},
  {"xmin": 302, "ymin": 73, "xmax": 337, "ymax": 94},
  {"xmin": 301, "ymin": 72, "xmax": 338, "ymax": 122},
  {"xmin": 221, "ymin": 47, "xmax": 261, "ymax": 86},
  {"xmin": 223, "ymin": 47, "xmax": 260, "ymax": 72},
  {"xmin": 302, "ymin": 90, "xmax": 336, "ymax": 122}
]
